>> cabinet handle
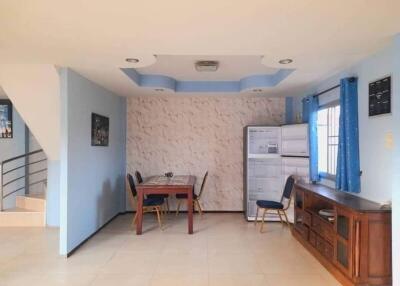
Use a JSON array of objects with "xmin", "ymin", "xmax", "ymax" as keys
[{"xmin": 354, "ymin": 220, "xmax": 361, "ymax": 277}]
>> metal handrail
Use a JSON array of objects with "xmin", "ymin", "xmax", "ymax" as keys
[
  {"xmin": 2, "ymin": 158, "xmax": 47, "ymax": 176},
  {"xmin": 2, "ymin": 149, "xmax": 44, "ymax": 164},
  {"xmin": 3, "ymin": 179, "xmax": 48, "ymax": 199},
  {"xmin": 1, "ymin": 149, "xmax": 47, "ymax": 211},
  {"xmin": 2, "ymin": 174, "xmax": 26, "ymax": 188}
]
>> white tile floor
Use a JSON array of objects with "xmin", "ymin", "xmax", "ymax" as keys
[{"xmin": 0, "ymin": 213, "xmax": 341, "ymax": 285}]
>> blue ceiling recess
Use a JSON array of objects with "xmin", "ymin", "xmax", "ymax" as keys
[{"xmin": 121, "ymin": 68, "xmax": 294, "ymax": 93}]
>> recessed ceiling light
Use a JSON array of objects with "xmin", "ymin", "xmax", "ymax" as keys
[
  {"xmin": 278, "ymin": 58, "xmax": 293, "ymax": 65},
  {"xmin": 253, "ymin": 89, "xmax": 263, "ymax": 92},
  {"xmin": 126, "ymin": 58, "xmax": 140, "ymax": 63}
]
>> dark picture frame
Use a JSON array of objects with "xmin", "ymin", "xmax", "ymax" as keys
[
  {"xmin": 0, "ymin": 99, "xmax": 13, "ymax": 138},
  {"xmin": 91, "ymin": 113, "xmax": 109, "ymax": 146},
  {"xmin": 369, "ymin": 76, "xmax": 391, "ymax": 117}
]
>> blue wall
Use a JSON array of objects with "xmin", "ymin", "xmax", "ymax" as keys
[
  {"xmin": 290, "ymin": 37, "xmax": 398, "ymax": 204},
  {"xmin": 46, "ymin": 160, "xmax": 60, "ymax": 226},
  {"xmin": 285, "ymin": 97, "xmax": 294, "ymax": 124},
  {"xmin": 59, "ymin": 69, "xmax": 126, "ymax": 255}
]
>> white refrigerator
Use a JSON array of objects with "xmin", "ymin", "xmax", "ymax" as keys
[{"xmin": 243, "ymin": 124, "xmax": 309, "ymax": 222}]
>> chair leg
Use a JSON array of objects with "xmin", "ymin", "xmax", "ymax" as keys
[
  {"xmin": 156, "ymin": 207, "xmax": 162, "ymax": 230},
  {"xmin": 166, "ymin": 198, "xmax": 170, "ymax": 213},
  {"xmin": 176, "ymin": 200, "xmax": 182, "ymax": 216},
  {"xmin": 260, "ymin": 209, "xmax": 267, "ymax": 233},
  {"xmin": 277, "ymin": 210, "xmax": 284, "ymax": 225},
  {"xmin": 254, "ymin": 206, "xmax": 259, "ymax": 226},
  {"xmin": 196, "ymin": 200, "xmax": 203, "ymax": 217},
  {"xmin": 159, "ymin": 205, "xmax": 164, "ymax": 220},
  {"xmin": 282, "ymin": 210, "xmax": 290, "ymax": 227}
]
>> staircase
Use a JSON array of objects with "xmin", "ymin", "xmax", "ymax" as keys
[
  {"xmin": 0, "ymin": 194, "xmax": 46, "ymax": 226},
  {"xmin": 0, "ymin": 150, "xmax": 47, "ymax": 227}
]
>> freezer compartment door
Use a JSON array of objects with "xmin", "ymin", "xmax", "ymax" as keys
[
  {"xmin": 247, "ymin": 178, "xmax": 283, "ymax": 201},
  {"xmin": 282, "ymin": 157, "xmax": 310, "ymax": 183},
  {"xmin": 247, "ymin": 158, "xmax": 282, "ymax": 178},
  {"xmin": 246, "ymin": 157, "xmax": 283, "ymax": 219}
]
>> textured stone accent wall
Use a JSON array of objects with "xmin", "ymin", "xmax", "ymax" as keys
[{"xmin": 127, "ymin": 94, "xmax": 285, "ymax": 210}]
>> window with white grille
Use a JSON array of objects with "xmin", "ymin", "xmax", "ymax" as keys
[{"xmin": 317, "ymin": 104, "xmax": 340, "ymax": 178}]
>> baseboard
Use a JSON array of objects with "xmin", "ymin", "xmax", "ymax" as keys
[
  {"xmin": 122, "ymin": 210, "xmax": 243, "ymax": 214},
  {"xmin": 66, "ymin": 212, "xmax": 121, "ymax": 257}
]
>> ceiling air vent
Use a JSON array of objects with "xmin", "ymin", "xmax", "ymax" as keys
[{"xmin": 195, "ymin": 60, "xmax": 219, "ymax": 72}]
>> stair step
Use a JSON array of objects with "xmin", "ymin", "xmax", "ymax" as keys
[
  {"xmin": 0, "ymin": 208, "xmax": 45, "ymax": 227},
  {"xmin": 16, "ymin": 194, "xmax": 46, "ymax": 211}
]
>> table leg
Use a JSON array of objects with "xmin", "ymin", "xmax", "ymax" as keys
[
  {"xmin": 187, "ymin": 187, "xmax": 193, "ymax": 234},
  {"xmin": 136, "ymin": 189, "xmax": 144, "ymax": 235}
]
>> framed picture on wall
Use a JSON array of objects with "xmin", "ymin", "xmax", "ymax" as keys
[
  {"xmin": 0, "ymin": 99, "xmax": 13, "ymax": 138},
  {"xmin": 91, "ymin": 113, "xmax": 109, "ymax": 146},
  {"xmin": 369, "ymin": 76, "xmax": 391, "ymax": 116}
]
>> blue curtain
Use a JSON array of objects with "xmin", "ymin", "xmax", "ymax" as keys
[
  {"xmin": 302, "ymin": 95, "xmax": 319, "ymax": 182},
  {"xmin": 336, "ymin": 78, "xmax": 361, "ymax": 193}
]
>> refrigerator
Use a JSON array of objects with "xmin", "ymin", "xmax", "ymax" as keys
[{"xmin": 243, "ymin": 124, "xmax": 309, "ymax": 222}]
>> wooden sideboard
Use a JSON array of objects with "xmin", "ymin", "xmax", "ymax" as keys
[{"xmin": 292, "ymin": 183, "xmax": 392, "ymax": 286}]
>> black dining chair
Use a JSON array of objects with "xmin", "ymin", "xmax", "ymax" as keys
[
  {"xmin": 135, "ymin": 171, "xmax": 170, "ymax": 213},
  {"xmin": 176, "ymin": 171, "xmax": 208, "ymax": 217},
  {"xmin": 255, "ymin": 175, "xmax": 295, "ymax": 232},
  {"xmin": 127, "ymin": 173, "xmax": 164, "ymax": 229}
]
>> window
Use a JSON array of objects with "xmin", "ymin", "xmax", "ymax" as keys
[{"xmin": 317, "ymin": 104, "xmax": 340, "ymax": 178}]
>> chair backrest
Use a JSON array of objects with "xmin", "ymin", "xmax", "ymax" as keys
[
  {"xmin": 127, "ymin": 173, "xmax": 137, "ymax": 198},
  {"xmin": 197, "ymin": 171, "xmax": 209, "ymax": 198},
  {"xmin": 126, "ymin": 173, "xmax": 137, "ymax": 210},
  {"xmin": 281, "ymin": 175, "xmax": 295, "ymax": 203},
  {"xmin": 135, "ymin": 171, "xmax": 143, "ymax": 184}
]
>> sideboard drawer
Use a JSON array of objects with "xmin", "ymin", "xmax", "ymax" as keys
[
  {"xmin": 303, "ymin": 211, "xmax": 312, "ymax": 227},
  {"xmin": 295, "ymin": 223, "xmax": 309, "ymax": 241},
  {"xmin": 309, "ymin": 230, "xmax": 317, "ymax": 247},
  {"xmin": 324, "ymin": 242, "xmax": 333, "ymax": 260},
  {"xmin": 312, "ymin": 215, "xmax": 334, "ymax": 244},
  {"xmin": 321, "ymin": 225, "xmax": 334, "ymax": 244}
]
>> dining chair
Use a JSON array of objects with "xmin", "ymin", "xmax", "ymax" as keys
[
  {"xmin": 127, "ymin": 173, "xmax": 164, "ymax": 229},
  {"xmin": 176, "ymin": 171, "xmax": 208, "ymax": 217},
  {"xmin": 135, "ymin": 171, "xmax": 170, "ymax": 213},
  {"xmin": 255, "ymin": 175, "xmax": 295, "ymax": 232}
]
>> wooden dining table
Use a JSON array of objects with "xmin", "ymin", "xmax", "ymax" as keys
[{"xmin": 136, "ymin": 175, "xmax": 196, "ymax": 235}]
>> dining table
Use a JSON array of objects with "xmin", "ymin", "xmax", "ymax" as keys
[{"xmin": 136, "ymin": 175, "xmax": 196, "ymax": 235}]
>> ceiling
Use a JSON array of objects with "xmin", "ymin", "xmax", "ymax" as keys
[
  {"xmin": 0, "ymin": 0, "xmax": 399, "ymax": 97},
  {"xmin": 138, "ymin": 55, "xmax": 278, "ymax": 81},
  {"xmin": 122, "ymin": 55, "xmax": 294, "ymax": 93}
]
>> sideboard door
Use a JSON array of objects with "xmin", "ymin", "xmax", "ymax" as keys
[{"xmin": 334, "ymin": 207, "xmax": 353, "ymax": 278}]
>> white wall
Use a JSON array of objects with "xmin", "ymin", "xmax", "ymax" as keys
[
  {"xmin": 295, "ymin": 40, "xmax": 396, "ymax": 204},
  {"xmin": 391, "ymin": 34, "xmax": 400, "ymax": 286},
  {"xmin": 59, "ymin": 68, "xmax": 126, "ymax": 255}
]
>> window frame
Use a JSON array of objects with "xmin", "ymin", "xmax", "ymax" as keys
[{"xmin": 317, "ymin": 100, "xmax": 340, "ymax": 181}]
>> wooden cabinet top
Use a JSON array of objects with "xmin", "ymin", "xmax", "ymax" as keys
[{"xmin": 295, "ymin": 182, "xmax": 390, "ymax": 213}]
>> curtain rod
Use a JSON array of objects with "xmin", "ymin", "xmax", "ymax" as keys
[
  {"xmin": 313, "ymin": 84, "xmax": 340, "ymax": 98},
  {"xmin": 313, "ymin": 76, "xmax": 356, "ymax": 98}
]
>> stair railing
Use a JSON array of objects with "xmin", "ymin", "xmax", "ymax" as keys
[{"xmin": 0, "ymin": 149, "xmax": 47, "ymax": 211}]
